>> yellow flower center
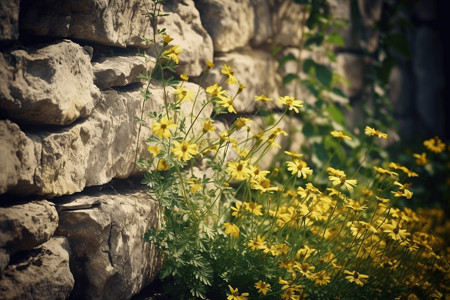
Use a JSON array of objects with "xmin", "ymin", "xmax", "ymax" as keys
[{"xmin": 182, "ymin": 145, "xmax": 188, "ymax": 152}]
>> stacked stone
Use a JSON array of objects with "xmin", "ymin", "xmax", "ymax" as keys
[{"xmin": 2, "ymin": 0, "xmax": 441, "ymax": 299}]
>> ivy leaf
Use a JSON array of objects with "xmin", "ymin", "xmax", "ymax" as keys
[
  {"xmin": 278, "ymin": 53, "xmax": 297, "ymax": 69},
  {"xmin": 326, "ymin": 105, "xmax": 346, "ymax": 125},
  {"xmin": 303, "ymin": 58, "xmax": 316, "ymax": 73},
  {"xmin": 316, "ymin": 64, "xmax": 332, "ymax": 87},
  {"xmin": 282, "ymin": 73, "xmax": 300, "ymax": 86},
  {"xmin": 151, "ymin": 63, "xmax": 164, "ymax": 81},
  {"xmin": 384, "ymin": 34, "xmax": 411, "ymax": 58},
  {"xmin": 326, "ymin": 32, "xmax": 345, "ymax": 47},
  {"xmin": 304, "ymin": 33, "xmax": 324, "ymax": 47}
]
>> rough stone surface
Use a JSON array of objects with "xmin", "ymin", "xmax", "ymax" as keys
[
  {"xmin": 336, "ymin": 53, "xmax": 365, "ymax": 97},
  {"xmin": 0, "ymin": 200, "xmax": 58, "ymax": 256},
  {"xmin": 55, "ymin": 182, "xmax": 160, "ymax": 300},
  {"xmin": 0, "ymin": 0, "xmax": 20, "ymax": 41},
  {"xmin": 20, "ymin": 0, "xmax": 213, "ymax": 76},
  {"xmin": 0, "ymin": 40, "xmax": 101, "ymax": 125},
  {"xmin": 1, "ymin": 82, "xmax": 211, "ymax": 198},
  {"xmin": 271, "ymin": 0, "xmax": 309, "ymax": 47},
  {"xmin": 0, "ymin": 120, "xmax": 40, "ymax": 195},
  {"xmin": 205, "ymin": 50, "xmax": 280, "ymax": 113},
  {"xmin": 196, "ymin": 0, "xmax": 254, "ymax": 52},
  {"xmin": 0, "ymin": 236, "xmax": 74, "ymax": 300},
  {"xmin": 93, "ymin": 54, "xmax": 149, "ymax": 90},
  {"xmin": 250, "ymin": 0, "xmax": 273, "ymax": 46}
]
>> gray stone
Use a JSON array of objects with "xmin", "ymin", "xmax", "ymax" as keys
[
  {"xmin": 0, "ymin": 120, "xmax": 40, "ymax": 195},
  {"xmin": 20, "ymin": 0, "xmax": 213, "ymax": 76},
  {"xmin": 0, "ymin": 200, "xmax": 58, "ymax": 254},
  {"xmin": 336, "ymin": 53, "xmax": 365, "ymax": 97},
  {"xmin": 196, "ymin": 0, "xmax": 254, "ymax": 52},
  {"xmin": 0, "ymin": 236, "xmax": 74, "ymax": 300},
  {"xmin": 56, "ymin": 183, "xmax": 160, "ymax": 300},
  {"xmin": 0, "ymin": 40, "xmax": 101, "ymax": 125},
  {"xmin": 0, "ymin": 0, "xmax": 20, "ymax": 40},
  {"xmin": 2, "ymin": 82, "xmax": 211, "ymax": 198},
  {"xmin": 250, "ymin": 0, "xmax": 273, "ymax": 46},
  {"xmin": 271, "ymin": 0, "xmax": 309, "ymax": 47},
  {"xmin": 93, "ymin": 54, "xmax": 149, "ymax": 90}
]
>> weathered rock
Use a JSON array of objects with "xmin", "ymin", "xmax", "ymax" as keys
[
  {"xmin": 271, "ymin": 0, "xmax": 309, "ymax": 47},
  {"xmin": 93, "ymin": 54, "xmax": 149, "ymax": 90},
  {"xmin": 0, "ymin": 40, "xmax": 101, "ymax": 125},
  {"xmin": 336, "ymin": 53, "xmax": 365, "ymax": 97},
  {"xmin": 55, "ymin": 183, "xmax": 160, "ymax": 300},
  {"xmin": 20, "ymin": 0, "xmax": 213, "ymax": 76},
  {"xmin": 2, "ymin": 82, "xmax": 211, "ymax": 197},
  {"xmin": 196, "ymin": 0, "xmax": 254, "ymax": 52},
  {"xmin": 250, "ymin": 0, "xmax": 273, "ymax": 46},
  {"xmin": 0, "ymin": 200, "xmax": 58, "ymax": 255},
  {"xmin": 0, "ymin": 0, "xmax": 20, "ymax": 41},
  {"xmin": 0, "ymin": 236, "xmax": 74, "ymax": 300},
  {"xmin": 0, "ymin": 120, "xmax": 40, "ymax": 195},
  {"xmin": 204, "ymin": 50, "xmax": 280, "ymax": 113}
]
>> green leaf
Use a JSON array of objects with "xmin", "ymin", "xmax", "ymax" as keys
[
  {"xmin": 384, "ymin": 34, "xmax": 411, "ymax": 58},
  {"xmin": 326, "ymin": 105, "xmax": 346, "ymax": 125},
  {"xmin": 278, "ymin": 53, "xmax": 298, "ymax": 68},
  {"xmin": 326, "ymin": 32, "xmax": 345, "ymax": 47},
  {"xmin": 304, "ymin": 33, "xmax": 324, "ymax": 47},
  {"xmin": 151, "ymin": 63, "xmax": 164, "ymax": 81},
  {"xmin": 316, "ymin": 64, "xmax": 332, "ymax": 87},
  {"xmin": 303, "ymin": 58, "xmax": 316, "ymax": 73},
  {"xmin": 302, "ymin": 122, "xmax": 315, "ymax": 137},
  {"xmin": 282, "ymin": 73, "xmax": 300, "ymax": 86}
]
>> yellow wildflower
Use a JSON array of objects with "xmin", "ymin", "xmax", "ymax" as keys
[
  {"xmin": 255, "ymin": 281, "xmax": 271, "ymax": 295},
  {"xmin": 248, "ymin": 235, "xmax": 267, "ymax": 251},
  {"xmin": 329, "ymin": 172, "xmax": 357, "ymax": 190},
  {"xmin": 344, "ymin": 270, "xmax": 369, "ymax": 286},
  {"xmin": 173, "ymin": 86, "xmax": 194, "ymax": 102},
  {"xmin": 162, "ymin": 33, "xmax": 173, "ymax": 44},
  {"xmin": 254, "ymin": 94, "xmax": 272, "ymax": 102},
  {"xmin": 424, "ymin": 136, "xmax": 446, "ymax": 153},
  {"xmin": 147, "ymin": 145, "xmax": 161, "ymax": 156},
  {"xmin": 187, "ymin": 177, "xmax": 201, "ymax": 194},
  {"xmin": 162, "ymin": 45, "xmax": 182, "ymax": 64},
  {"xmin": 202, "ymin": 120, "xmax": 216, "ymax": 133},
  {"xmin": 152, "ymin": 116, "xmax": 177, "ymax": 138},
  {"xmin": 171, "ymin": 140, "xmax": 199, "ymax": 161},
  {"xmin": 216, "ymin": 95, "xmax": 237, "ymax": 114},
  {"xmin": 234, "ymin": 117, "xmax": 252, "ymax": 129},
  {"xmin": 206, "ymin": 60, "xmax": 215, "ymax": 68},
  {"xmin": 278, "ymin": 96, "xmax": 304, "ymax": 113},
  {"xmin": 244, "ymin": 201, "xmax": 263, "ymax": 216},
  {"xmin": 157, "ymin": 159, "xmax": 169, "ymax": 171},
  {"xmin": 331, "ymin": 130, "xmax": 352, "ymax": 140},
  {"xmin": 206, "ymin": 83, "xmax": 227, "ymax": 98},
  {"xmin": 364, "ymin": 126, "xmax": 387, "ymax": 139},
  {"xmin": 284, "ymin": 150, "xmax": 303, "ymax": 159},
  {"xmin": 313, "ymin": 270, "xmax": 331, "ymax": 286},
  {"xmin": 227, "ymin": 285, "xmax": 248, "ymax": 300},
  {"xmin": 383, "ymin": 220, "xmax": 410, "ymax": 240},
  {"xmin": 221, "ymin": 64, "xmax": 238, "ymax": 84},
  {"xmin": 224, "ymin": 223, "xmax": 240, "ymax": 238},
  {"xmin": 287, "ymin": 159, "xmax": 313, "ymax": 179},
  {"xmin": 231, "ymin": 202, "xmax": 244, "ymax": 218},
  {"xmin": 226, "ymin": 160, "xmax": 251, "ymax": 181},
  {"xmin": 180, "ymin": 73, "xmax": 189, "ymax": 81},
  {"xmin": 413, "ymin": 152, "xmax": 429, "ymax": 165}
]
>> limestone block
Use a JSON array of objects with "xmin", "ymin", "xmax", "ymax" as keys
[
  {"xmin": 55, "ymin": 183, "xmax": 161, "ymax": 300},
  {"xmin": 250, "ymin": 0, "xmax": 273, "ymax": 46},
  {"xmin": 0, "ymin": 236, "xmax": 74, "ymax": 300},
  {"xmin": 0, "ymin": 0, "xmax": 20, "ymax": 41},
  {"xmin": 336, "ymin": 53, "xmax": 365, "ymax": 97},
  {"xmin": 20, "ymin": 0, "xmax": 213, "ymax": 76},
  {"xmin": 204, "ymin": 50, "xmax": 280, "ymax": 113},
  {"xmin": 271, "ymin": 0, "xmax": 308, "ymax": 47},
  {"xmin": 93, "ymin": 54, "xmax": 150, "ymax": 90},
  {"xmin": 196, "ymin": 0, "xmax": 254, "ymax": 52},
  {"xmin": 0, "ymin": 40, "xmax": 101, "ymax": 125},
  {"xmin": 2, "ymin": 82, "xmax": 211, "ymax": 198},
  {"xmin": 0, "ymin": 200, "xmax": 58, "ymax": 256},
  {"xmin": 0, "ymin": 120, "xmax": 40, "ymax": 195}
]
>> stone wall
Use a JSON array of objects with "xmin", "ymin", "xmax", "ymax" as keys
[{"xmin": 0, "ymin": 0, "xmax": 445, "ymax": 299}]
